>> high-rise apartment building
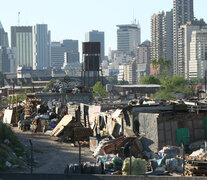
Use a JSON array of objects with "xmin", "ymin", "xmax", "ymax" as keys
[
  {"xmin": 33, "ymin": 24, "xmax": 51, "ymax": 70},
  {"xmin": 85, "ymin": 30, "xmax": 105, "ymax": 61},
  {"xmin": 163, "ymin": 11, "xmax": 173, "ymax": 65},
  {"xmin": 117, "ymin": 23, "xmax": 141, "ymax": 56},
  {"xmin": 173, "ymin": 0, "xmax": 194, "ymax": 75},
  {"xmin": 0, "ymin": 22, "xmax": 8, "ymax": 47},
  {"xmin": 189, "ymin": 29, "xmax": 207, "ymax": 79},
  {"xmin": 151, "ymin": 12, "xmax": 164, "ymax": 62},
  {"xmin": 177, "ymin": 20, "xmax": 206, "ymax": 79},
  {"xmin": 151, "ymin": 11, "xmax": 173, "ymax": 66},
  {"xmin": 11, "ymin": 26, "xmax": 33, "ymax": 67}
]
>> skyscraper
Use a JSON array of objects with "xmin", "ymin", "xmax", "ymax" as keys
[
  {"xmin": 62, "ymin": 39, "xmax": 79, "ymax": 63},
  {"xmin": 51, "ymin": 42, "xmax": 65, "ymax": 69},
  {"xmin": 0, "ymin": 21, "xmax": 8, "ymax": 47},
  {"xmin": 85, "ymin": 30, "xmax": 105, "ymax": 61},
  {"xmin": 173, "ymin": 0, "xmax": 194, "ymax": 75},
  {"xmin": 33, "ymin": 24, "xmax": 51, "ymax": 70},
  {"xmin": 11, "ymin": 26, "xmax": 33, "ymax": 67},
  {"xmin": 117, "ymin": 23, "xmax": 141, "ymax": 56},
  {"xmin": 51, "ymin": 39, "xmax": 79, "ymax": 69},
  {"xmin": 189, "ymin": 29, "xmax": 207, "ymax": 79},
  {"xmin": 151, "ymin": 11, "xmax": 173, "ymax": 64},
  {"xmin": 151, "ymin": 12, "xmax": 164, "ymax": 62},
  {"xmin": 177, "ymin": 20, "xmax": 206, "ymax": 79}
]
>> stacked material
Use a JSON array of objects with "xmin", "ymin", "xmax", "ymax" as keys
[{"xmin": 185, "ymin": 156, "xmax": 207, "ymax": 176}]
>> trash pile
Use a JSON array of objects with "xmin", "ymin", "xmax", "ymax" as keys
[{"xmin": 184, "ymin": 142, "xmax": 207, "ymax": 176}]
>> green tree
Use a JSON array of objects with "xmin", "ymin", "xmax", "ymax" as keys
[
  {"xmin": 106, "ymin": 76, "xmax": 118, "ymax": 85},
  {"xmin": 43, "ymin": 79, "xmax": 56, "ymax": 92},
  {"xmin": 151, "ymin": 57, "xmax": 171, "ymax": 79},
  {"xmin": 153, "ymin": 75, "xmax": 195, "ymax": 100},
  {"xmin": 117, "ymin": 80, "xmax": 129, "ymax": 85},
  {"xmin": 93, "ymin": 81, "xmax": 107, "ymax": 98},
  {"xmin": 139, "ymin": 75, "xmax": 161, "ymax": 85}
]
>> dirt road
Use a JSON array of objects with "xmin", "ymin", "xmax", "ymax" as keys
[{"xmin": 12, "ymin": 127, "xmax": 95, "ymax": 174}]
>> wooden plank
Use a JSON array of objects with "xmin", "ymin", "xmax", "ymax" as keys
[{"xmin": 51, "ymin": 115, "xmax": 73, "ymax": 137}]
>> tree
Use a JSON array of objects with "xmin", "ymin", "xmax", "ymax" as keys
[
  {"xmin": 139, "ymin": 75, "xmax": 161, "ymax": 85},
  {"xmin": 93, "ymin": 81, "xmax": 107, "ymax": 98},
  {"xmin": 106, "ymin": 76, "xmax": 118, "ymax": 85},
  {"xmin": 153, "ymin": 75, "xmax": 195, "ymax": 100},
  {"xmin": 151, "ymin": 57, "xmax": 171, "ymax": 79}
]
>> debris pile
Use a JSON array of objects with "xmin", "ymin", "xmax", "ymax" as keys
[{"xmin": 185, "ymin": 156, "xmax": 207, "ymax": 176}]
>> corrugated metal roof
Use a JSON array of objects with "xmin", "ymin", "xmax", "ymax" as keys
[{"xmin": 114, "ymin": 84, "xmax": 161, "ymax": 88}]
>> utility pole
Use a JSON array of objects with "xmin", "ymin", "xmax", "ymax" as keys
[{"xmin": 205, "ymin": 70, "xmax": 207, "ymax": 93}]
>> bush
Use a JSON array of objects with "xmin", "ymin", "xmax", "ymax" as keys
[{"xmin": 0, "ymin": 122, "xmax": 23, "ymax": 150}]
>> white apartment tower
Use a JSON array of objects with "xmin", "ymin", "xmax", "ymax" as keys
[
  {"xmin": 177, "ymin": 20, "xmax": 205, "ymax": 79},
  {"xmin": 189, "ymin": 29, "xmax": 207, "ymax": 79},
  {"xmin": 173, "ymin": 0, "xmax": 194, "ymax": 75},
  {"xmin": 151, "ymin": 11, "xmax": 173, "ymax": 73}
]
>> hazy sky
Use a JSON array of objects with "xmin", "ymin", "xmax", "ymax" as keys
[{"xmin": 0, "ymin": 0, "xmax": 206, "ymax": 56}]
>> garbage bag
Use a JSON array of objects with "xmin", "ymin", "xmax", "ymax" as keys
[
  {"xmin": 122, "ymin": 156, "xmax": 146, "ymax": 175},
  {"xmin": 165, "ymin": 158, "xmax": 178, "ymax": 172}
]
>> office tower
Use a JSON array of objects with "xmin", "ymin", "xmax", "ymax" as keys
[
  {"xmin": 62, "ymin": 40, "xmax": 81, "ymax": 77},
  {"xmin": 85, "ymin": 30, "xmax": 105, "ymax": 61},
  {"xmin": 0, "ymin": 21, "xmax": 8, "ymax": 47},
  {"xmin": 51, "ymin": 39, "xmax": 79, "ymax": 69},
  {"xmin": 51, "ymin": 42, "xmax": 65, "ymax": 69},
  {"xmin": 33, "ymin": 24, "xmax": 51, "ymax": 70},
  {"xmin": 0, "ymin": 47, "xmax": 9, "ymax": 72},
  {"xmin": 11, "ymin": 26, "xmax": 33, "ymax": 67},
  {"xmin": 136, "ymin": 40, "xmax": 151, "ymax": 82},
  {"xmin": 62, "ymin": 39, "xmax": 79, "ymax": 63},
  {"xmin": 189, "ymin": 29, "xmax": 207, "ymax": 79},
  {"xmin": 151, "ymin": 11, "xmax": 173, "ymax": 65},
  {"xmin": 117, "ymin": 23, "xmax": 141, "ymax": 56},
  {"xmin": 177, "ymin": 20, "xmax": 206, "ymax": 79},
  {"xmin": 173, "ymin": 0, "xmax": 194, "ymax": 75}
]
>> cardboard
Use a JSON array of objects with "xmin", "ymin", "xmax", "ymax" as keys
[{"xmin": 3, "ymin": 109, "xmax": 13, "ymax": 124}]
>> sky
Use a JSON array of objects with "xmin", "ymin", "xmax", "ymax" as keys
[{"xmin": 0, "ymin": 0, "xmax": 206, "ymax": 56}]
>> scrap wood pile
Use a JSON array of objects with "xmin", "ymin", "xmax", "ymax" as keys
[
  {"xmin": 51, "ymin": 115, "xmax": 93, "ymax": 143},
  {"xmin": 185, "ymin": 156, "xmax": 207, "ymax": 176}
]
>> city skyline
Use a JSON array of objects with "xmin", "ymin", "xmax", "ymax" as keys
[{"xmin": 0, "ymin": 0, "xmax": 206, "ymax": 55}]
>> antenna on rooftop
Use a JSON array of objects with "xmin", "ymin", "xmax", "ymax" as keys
[
  {"xmin": 18, "ymin": 12, "xmax": 20, "ymax": 26},
  {"xmin": 132, "ymin": 9, "xmax": 136, "ymax": 24}
]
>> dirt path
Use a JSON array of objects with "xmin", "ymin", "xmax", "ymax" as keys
[{"xmin": 12, "ymin": 127, "xmax": 95, "ymax": 174}]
